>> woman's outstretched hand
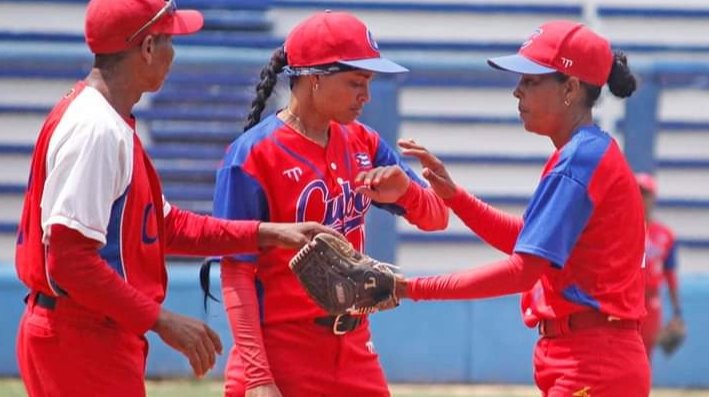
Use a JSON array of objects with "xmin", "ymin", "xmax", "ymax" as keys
[{"xmin": 398, "ymin": 139, "xmax": 457, "ymax": 200}]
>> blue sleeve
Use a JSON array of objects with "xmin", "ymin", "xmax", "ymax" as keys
[
  {"xmin": 213, "ymin": 165, "xmax": 269, "ymax": 263},
  {"xmin": 664, "ymin": 242, "xmax": 678, "ymax": 271},
  {"xmin": 514, "ymin": 173, "xmax": 594, "ymax": 268},
  {"xmin": 371, "ymin": 137, "xmax": 428, "ymax": 216}
]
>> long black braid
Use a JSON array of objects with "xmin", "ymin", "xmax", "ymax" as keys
[
  {"xmin": 243, "ymin": 47, "xmax": 288, "ymax": 131},
  {"xmin": 200, "ymin": 48, "xmax": 288, "ymax": 311}
]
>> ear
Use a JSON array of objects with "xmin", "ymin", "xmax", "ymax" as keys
[
  {"xmin": 563, "ymin": 77, "xmax": 582, "ymax": 105},
  {"xmin": 139, "ymin": 35, "xmax": 156, "ymax": 64}
]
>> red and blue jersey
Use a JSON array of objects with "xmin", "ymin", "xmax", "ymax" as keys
[
  {"xmin": 214, "ymin": 114, "xmax": 442, "ymax": 323},
  {"xmin": 517, "ymin": 124, "xmax": 646, "ymax": 324},
  {"xmin": 16, "ymin": 82, "xmax": 167, "ymax": 303},
  {"xmin": 644, "ymin": 221, "xmax": 676, "ymax": 292}
]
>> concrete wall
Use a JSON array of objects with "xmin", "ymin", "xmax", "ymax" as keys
[{"xmin": 2, "ymin": 265, "xmax": 708, "ymax": 387}]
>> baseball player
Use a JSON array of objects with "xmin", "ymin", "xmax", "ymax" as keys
[
  {"xmin": 636, "ymin": 173, "xmax": 684, "ymax": 360},
  {"xmin": 388, "ymin": 21, "xmax": 650, "ymax": 396},
  {"xmin": 212, "ymin": 11, "xmax": 449, "ymax": 397},
  {"xmin": 15, "ymin": 1, "xmax": 336, "ymax": 396}
]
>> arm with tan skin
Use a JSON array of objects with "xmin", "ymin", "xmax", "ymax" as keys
[
  {"xmin": 397, "ymin": 139, "xmax": 523, "ymax": 254},
  {"xmin": 355, "ymin": 165, "xmax": 449, "ymax": 231},
  {"xmin": 665, "ymin": 270, "xmax": 683, "ymax": 321}
]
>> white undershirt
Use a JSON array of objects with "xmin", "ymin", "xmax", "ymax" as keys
[{"xmin": 41, "ymin": 86, "xmax": 170, "ymax": 246}]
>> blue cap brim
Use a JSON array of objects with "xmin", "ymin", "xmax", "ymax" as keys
[
  {"xmin": 487, "ymin": 54, "xmax": 555, "ymax": 75},
  {"xmin": 339, "ymin": 58, "xmax": 409, "ymax": 74}
]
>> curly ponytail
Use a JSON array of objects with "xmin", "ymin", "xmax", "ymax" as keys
[
  {"xmin": 607, "ymin": 51, "xmax": 637, "ymax": 99},
  {"xmin": 243, "ymin": 47, "xmax": 287, "ymax": 131}
]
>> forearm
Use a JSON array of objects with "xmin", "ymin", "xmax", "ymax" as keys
[
  {"xmin": 665, "ymin": 270, "xmax": 682, "ymax": 315},
  {"xmin": 221, "ymin": 259, "xmax": 274, "ymax": 389},
  {"xmin": 405, "ymin": 253, "xmax": 548, "ymax": 301},
  {"xmin": 395, "ymin": 181, "xmax": 449, "ymax": 231},
  {"xmin": 165, "ymin": 206, "xmax": 260, "ymax": 256},
  {"xmin": 47, "ymin": 224, "xmax": 160, "ymax": 334},
  {"xmin": 444, "ymin": 186, "xmax": 523, "ymax": 254}
]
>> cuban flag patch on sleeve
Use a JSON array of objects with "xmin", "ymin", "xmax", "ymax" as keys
[{"xmin": 354, "ymin": 152, "xmax": 372, "ymax": 168}]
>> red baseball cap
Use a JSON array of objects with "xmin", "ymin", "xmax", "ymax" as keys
[
  {"xmin": 284, "ymin": 11, "xmax": 407, "ymax": 74},
  {"xmin": 85, "ymin": 0, "xmax": 204, "ymax": 55},
  {"xmin": 636, "ymin": 173, "xmax": 658, "ymax": 195},
  {"xmin": 487, "ymin": 20, "xmax": 613, "ymax": 87}
]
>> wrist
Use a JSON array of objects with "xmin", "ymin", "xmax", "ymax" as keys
[
  {"xmin": 257, "ymin": 223, "xmax": 276, "ymax": 247},
  {"xmin": 394, "ymin": 177, "xmax": 415, "ymax": 206},
  {"xmin": 442, "ymin": 185, "xmax": 469, "ymax": 207},
  {"xmin": 395, "ymin": 278, "xmax": 411, "ymax": 300},
  {"xmin": 151, "ymin": 308, "xmax": 169, "ymax": 333}
]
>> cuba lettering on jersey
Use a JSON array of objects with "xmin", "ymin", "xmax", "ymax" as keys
[
  {"xmin": 214, "ymin": 114, "xmax": 426, "ymax": 323},
  {"xmin": 644, "ymin": 221, "xmax": 677, "ymax": 292},
  {"xmin": 15, "ymin": 82, "xmax": 168, "ymax": 302},
  {"xmin": 516, "ymin": 125, "xmax": 646, "ymax": 325}
]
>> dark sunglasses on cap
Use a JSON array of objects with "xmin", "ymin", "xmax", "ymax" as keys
[{"xmin": 126, "ymin": 0, "xmax": 176, "ymax": 44}]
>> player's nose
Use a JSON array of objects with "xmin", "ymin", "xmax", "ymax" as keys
[{"xmin": 513, "ymin": 83, "xmax": 522, "ymax": 99}]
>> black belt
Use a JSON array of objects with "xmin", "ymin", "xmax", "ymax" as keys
[
  {"xmin": 314, "ymin": 314, "xmax": 362, "ymax": 335},
  {"xmin": 25, "ymin": 292, "xmax": 57, "ymax": 310}
]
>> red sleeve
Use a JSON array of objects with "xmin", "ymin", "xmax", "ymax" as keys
[
  {"xmin": 407, "ymin": 253, "xmax": 548, "ymax": 301},
  {"xmin": 395, "ymin": 180, "xmax": 449, "ymax": 231},
  {"xmin": 164, "ymin": 206, "xmax": 260, "ymax": 256},
  {"xmin": 444, "ymin": 186, "xmax": 523, "ymax": 254},
  {"xmin": 221, "ymin": 259, "xmax": 274, "ymax": 389},
  {"xmin": 47, "ymin": 224, "xmax": 160, "ymax": 334}
]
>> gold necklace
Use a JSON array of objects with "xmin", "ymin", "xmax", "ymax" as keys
[
  {"xmin": 283, "ymin": 107, "xmax": 306, "ymax": 135},
  {"xmin": 283, "ymin": 107, "xmax": 328, "ymax": 145}
]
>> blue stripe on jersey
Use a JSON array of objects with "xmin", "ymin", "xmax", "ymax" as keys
[
  {"xmin": 223, "ymin": 114, "xmax": 281, "ymax": 167},
  {"xmin": 368, "ymin": 127, "xmax": 429, "ymax": 216},
  {"xmin": 514, "ymin": 125, "xmax": 611, "ymax": 267},
  {"xmin": 270, "ymin": 136, "xmax": 325, "ymax": 179},
  {"xmin": 341, "ymin": 130, "xmax": 353, "ymax": 177},
  {"xmin": 215, "ymin": 116, "xmax": 278, "ymax": 263},
  {"xmin": 664, "ymin": 243, "xmax": 678, "ymax": 271},
  {"xmin": 214, "ymin": 165, "xmax": 268, "ymax": 263},
  {"xmin": 562, "ymin": 284, "xmax": 601, "ymax": 310},
  {"xmin": 99, "ymin": 187, "xmax": 129, "ymax": 278}
]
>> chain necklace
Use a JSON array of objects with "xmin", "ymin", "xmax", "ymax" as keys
[{"xmin": 282, "ymin": 107, "xmax": 329, "ymax": 146}]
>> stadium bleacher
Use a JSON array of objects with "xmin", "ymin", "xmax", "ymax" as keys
[
  {"xmin": 1, "ymin": 0, "xmax": 709, "ymax": 268},
  {"xmin": 0, "ymin": 0, "xmax": 708, "ymax": 385}
]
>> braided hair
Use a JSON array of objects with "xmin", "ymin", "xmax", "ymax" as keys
[{"xmin": 243, "ymin": 47, "xmax": 288, "ymax": 131}]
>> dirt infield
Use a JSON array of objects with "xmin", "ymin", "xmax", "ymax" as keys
[{"xmin": 2, "ymin": 378, "xmax": 707, "ymax": 396}]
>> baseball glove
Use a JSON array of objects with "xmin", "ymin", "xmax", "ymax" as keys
[
  {"xmin": 657, "ymin": 317, "xmax": 686, "ymax": 356},
  {"xmin": 289, "ymin": 233, "xmax": 399, "ymax": 316}
]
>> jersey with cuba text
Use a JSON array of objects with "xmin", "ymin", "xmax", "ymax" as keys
[
  {"xmin": 516, "ymin": 125, "xmax": 646, "ymax": 325},
  {"xmin": 214, "ymin": 113, "xmax": 447, "ymax": 324}
]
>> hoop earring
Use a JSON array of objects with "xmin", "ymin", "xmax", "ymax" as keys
[
  {"xmin": 564, "ymin": 99, "xmax": 571, "ymax": 106},
  {"xmin": 313, "ymin": 83, "xmax": 319, "ymax": 92}
]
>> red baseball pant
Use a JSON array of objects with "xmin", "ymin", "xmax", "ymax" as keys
[
  {"xmin": 223, "ymin": 317, "xmax": 390, "ymax": 397},
  {"xmin": 534, "ymin": 327, "xmax": 650, "ymax": 396},
  {"xmin": 17, "ymin": 294, "xmax": 148, "ymax": 397}
]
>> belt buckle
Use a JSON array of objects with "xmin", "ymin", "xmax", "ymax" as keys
[{"xmin": 332, "ymin": 314, "xmax": 349, "ymax": 336}]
